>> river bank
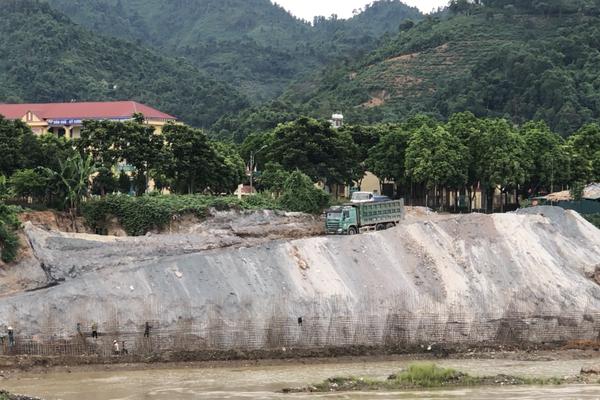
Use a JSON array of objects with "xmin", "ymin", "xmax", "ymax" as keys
[
  {"xmin": 2, "ymin": 352, "xmax": 600, "ymax": 400},
  {"xmin": 1, "ymin": 348, "xmax": 599, "ymax": 379}
]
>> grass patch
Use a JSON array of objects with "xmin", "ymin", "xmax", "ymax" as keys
[
  {"xmin": 285, "ymin": 363, "xmax": 568, "ymax": 393},
  {"xmin": 394, "ymin": 363, "xmax": 463, "ymax": 387}
]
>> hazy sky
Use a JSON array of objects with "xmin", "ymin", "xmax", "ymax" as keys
[{"xmin": 273, "ymin": 0, "xmax": 449, "ymax": 21}]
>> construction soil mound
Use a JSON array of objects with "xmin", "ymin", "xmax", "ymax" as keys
[{"xmin": 0, "ymin": 207, "xmax": 599, "ymax": 348}]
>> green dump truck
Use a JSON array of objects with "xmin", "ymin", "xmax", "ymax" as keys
[{"xmin": 325, "ymin": 199, "xmax": 405, "ymax": 235}]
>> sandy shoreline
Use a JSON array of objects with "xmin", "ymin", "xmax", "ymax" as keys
[{"xmin": 2, "ymin": 348, "xmax": 599, "ymax": 380}]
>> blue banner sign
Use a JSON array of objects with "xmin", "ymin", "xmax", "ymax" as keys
[
  {"xmin": 48, "ymin": 119, "xmax": 82, "ymax": 125},
  {"xmin": 47, "ymin": 117, "xmax": 132, "ymax": 126}
]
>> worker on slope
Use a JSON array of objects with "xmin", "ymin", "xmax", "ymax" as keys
[{"xmin": 7, "ymin": 326, "xmax": 14, "ymax": 348}]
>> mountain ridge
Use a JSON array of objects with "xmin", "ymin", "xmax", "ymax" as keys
[
  {"xmin": 275, "ymin": 3, "xmax": 600, "ymax": 136},
  {"xmin": 0, "ymin": 0, "xmax": 248, "ymax": 127},
  {"xmin": 47, "ymin": 0, "xmax": 422, "ymax": 102}
]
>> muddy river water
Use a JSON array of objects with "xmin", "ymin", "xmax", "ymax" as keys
[{"xmin": 3, "ymin": 358, "xmax": 600, "ymax": 399}]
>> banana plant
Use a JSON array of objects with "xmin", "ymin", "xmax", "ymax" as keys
[{"xmin": 47, "ymin": 153, "xmax": 97, "ymax": 230}]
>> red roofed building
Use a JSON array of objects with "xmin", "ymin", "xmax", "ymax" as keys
[{"xmin": 0, "ymin": 101, "xmax": 177, "ymax": 138}]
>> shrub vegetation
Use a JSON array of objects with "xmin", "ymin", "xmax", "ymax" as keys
[
  {"xmin": 0, "ymin": 203, "xmax": 21, "ymax": 263},
  {"xmin": 82, "ymin": 194, "xmax": 284, "ymax": 236}
]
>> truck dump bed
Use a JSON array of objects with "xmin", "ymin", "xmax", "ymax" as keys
[{"xmin": 358, "ymin": 199, "xmax": 404, "ymax": 226}]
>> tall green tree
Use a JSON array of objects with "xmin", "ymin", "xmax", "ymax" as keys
[
  {"xmin": 162, "ymin": 124, "xmax": 218, "ymax": 194},
  {"xmin": 477, "ymin": 119, "xmax": 529, "ymax": 211},
  {"xmin": 520, "ymin": 121, "xmax": 570, "ymax": 195},
  {"xmin": 567, "ymin": 123, "xmax": 600, "ymax": 183},
  {"xmin": 210, "ymin": 142, "xmax": 246, "ymax": 194},
  {"xmin": 339, "ymin": 124, "xmax": 383, "ymax": 184},
  {"xmin": 78, "ymin": 118, "xmax": 164, "ymax": 195},
  {"xmin": 0, "ymin": 117, "xmax": 35, "ymax": 177},
  {"xmin": 9, "ymin": 168, "xmax": 49, "ymax": 203},
  {"xmin": 405, "ymin": 125, "xmax": 467, "ymax": 209},
  {"xmin": 446, "ymin": 112, "xmax": 485, "ymax": 210},
  {"xmin": 267, "ymin": 117, "xmax": 360, "ymax": 190},
  {"xmin": 366, "ymin": 124, "xmax": 411, "ymax": 188}
]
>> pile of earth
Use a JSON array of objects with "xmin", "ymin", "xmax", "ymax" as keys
[{"xmin": 0, "ymin": 206, "xmax": 599, "ymax": 348}]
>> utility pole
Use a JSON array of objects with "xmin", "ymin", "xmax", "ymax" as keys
[{"xmin": 248, "ymin": 145, "xmax": 268, "ymax": 195}]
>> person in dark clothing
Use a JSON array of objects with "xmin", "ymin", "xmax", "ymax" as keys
[
  {"xmin": 144, "ymin": 321, "xmax": 151, "ymax": 338},
  {"xmin": 7, "ymin": 326, "xmax": 14, "ymax": 347},
  {"xmin": 76, "ymin": 322, "xmax": 83, "ymax": 337},
  {"xmin": 91, "ymin": 322, "xmax": 98, "ymax": 339},
  {"xmin": 297, "ymin": 317, "xmax": 303, "ymax": 327}
]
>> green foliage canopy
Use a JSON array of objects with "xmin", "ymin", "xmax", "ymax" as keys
[{"xmin": 267, "ymin": 117, "xmax": 360, "ymax": 187}]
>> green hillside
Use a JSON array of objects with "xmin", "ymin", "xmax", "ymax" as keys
[
  {"xmin": 0, "ymin": 0, "xmax": 248, "ymax": 127},
  {"xmin": 48, "ymin": 0, "xmax": 422, "ymax": 102},
  {"xmin": 279, "ymin": 1, "xmax": 600, "ymax": 136}
]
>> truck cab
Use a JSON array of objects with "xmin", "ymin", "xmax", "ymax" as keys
[{"xmin": 325, "ymin": 206, "xmax": 359, "ymax": 235}]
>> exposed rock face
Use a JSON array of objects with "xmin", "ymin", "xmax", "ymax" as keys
[{"xmin": 0, "ymin": 207, "xmax": 599, "ymax": 348}]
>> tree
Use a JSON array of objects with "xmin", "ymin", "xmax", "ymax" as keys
[
  {"xmin": 117, "ymin": 171, "xmax": 131, "ymax": 194},
  {"xmin": 48, "ymin": 153, "xmax": 97, "ymax": 228},
  {"xmin": 0, "ymin": 175, "xmax": 9, "ymax": 200},
  {"xmin": 162, "ymin": 124, "xmax": 218, "ymax": 194},
  {"xmin": 77, "ymin": 120, "xmax": 122, "ymax": 168},
  {"xmin": 113, "ymin": 120, "xmax": 164, "ymax": 195},
  {"xmin": 79, "ymin": 118, "xmax": 164, "ymax": 195},
  {"xmin": 279, "ymin": 170, "xmax": 330, "ymax": 214},
  {"xmin": 92, "ymin": 167, "xmax": 117, "ymax": 196},
  {"xmin": 9, "ymin": 168, "xmax": 49, "ymax": 203},
  {"xmin": 567, "ymin": 123, "xmax": 600, "ymax": 183},
  {"xmin": 366, "ymin": 125, "xmax": 411, "ymax": 189},
  {"xmin": 210, "ymin": 142, "xmax": 245, "ymax": 194},
  {"xmin": 257, "ymin": 162, "xmax": 291, "ymax": 195},
  {"xmin": 28, "ymin": 134, "xmax": 76, "ymax": 172},
  {"xmin": 340, "ymin": 124, "xmax": 383, "ymax": 185},
  {"xmin": 450, "ymin": 0, "xmax": 476, "ymax": 14},
  {"xmin": 446, "ymin": 112, "xmax": 485, "ymax": 210},
  {"xmin": 267, "ymin": 117, "xmax": 360, "ymax": 191},
  {"xmin": 476, "ymin": 119, "xmax": 529, "ymax": 211},
  {"xmin": 405, "ymin": 125, "xmax": 467, "ymax": 209},
  {"xmin": 0, "ymin": 117, "xmax": 35, "ymax": 177},
  {"xmin": 519, "ymin": 121, "xmax": 569, "ymax": 195}
]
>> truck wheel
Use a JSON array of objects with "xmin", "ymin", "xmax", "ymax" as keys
[
  {"xmin": 386, "ymin": 222, "xmax": 396, "ymax": 229},
  {"xmin": 376, "ymin": 224, "xmax": 385, "ymax": 231},
  {"xmin": 348, "ymin": 227, "xmax": 358, "ymax": 235}
]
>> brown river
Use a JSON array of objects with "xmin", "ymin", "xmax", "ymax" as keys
[{"xmin": 3, "ymin": 358, "xmax": 600, "ymax": 399}]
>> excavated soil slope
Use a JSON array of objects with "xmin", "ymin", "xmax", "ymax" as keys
[{"xmin": 0, "ymin": 207, "xmax": 599, "ymax": 348}]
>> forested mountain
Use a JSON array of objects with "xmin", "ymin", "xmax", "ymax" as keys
[
  {"xmin": 0, "ymin": 0, "xmax": 248, "ymax": 127},
  {"xmin": 270, "ymin": 0, "xmax": 600, "ymax": 137},
  {"xmin": 48, "ymin": 0, "xmax": 422, "ymax": 101}
]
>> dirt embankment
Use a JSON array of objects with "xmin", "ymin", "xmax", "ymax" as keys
[
  {"xmin": 0, "ymin": 209, "xmax": 324, "ymax": 294},
  {"xmin": 0, "ymin": 206, "xmax": 599, "ymax": 355}
]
